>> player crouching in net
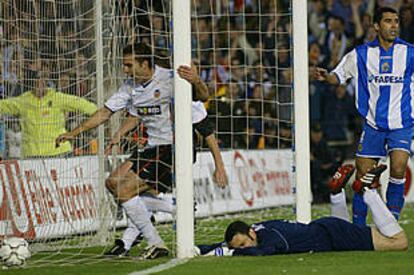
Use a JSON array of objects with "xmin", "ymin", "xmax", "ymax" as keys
[
  {"xmin": 196, "ymin": 164, "xmax": 408, "ymax": 256},
  {"xmin": 103, "ymin": 101, "xmax": 228, "ymax": 257}
]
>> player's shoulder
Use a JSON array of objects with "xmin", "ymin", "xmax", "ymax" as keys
[
  {"xmin": 154, "ymin": 65, "xmax": 174, "ymax": 81},
  {"xmin": 252, "ymin": 219, "xmax": 285, "ymax": 231},
  {"xmin": 394, "ymin": 37, "xmax": 414, "ymax": 48},
  {"xmin": 117, "ymin": 81, "xmax": 134, "ymax": 94}
]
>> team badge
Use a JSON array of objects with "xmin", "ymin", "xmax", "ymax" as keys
[
  {"xmin": 381, "ymin": 62, "xmax": 390, "ymax": 73},
  {"xmin": 358, "ymin": 144, "xmax": 363, "ymax": 152},
  {"xmin": 154, "ymin": 89, "xmax": 160, "ymax": 98}
]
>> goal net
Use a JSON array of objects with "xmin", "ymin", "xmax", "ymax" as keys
[{"xmin": 0, "ymin": 0, "xmax": 309, "ymax": 268}]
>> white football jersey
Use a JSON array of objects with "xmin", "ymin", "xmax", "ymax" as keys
[
  {"xmin": 105, "ymin": 65, "xmax": 173, "ymax": 146},
  {"xmin": 192, "ymin": 101, "xmax": 207, "ymax": 124}
]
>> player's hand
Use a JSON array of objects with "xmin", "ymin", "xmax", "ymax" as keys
[
  {"xmin": 177, "ymin": 63, "xmax": 201, "ymax": 85},
  {"xmin": 203, "ymin": 246, "xmax": 234, "ymax": 256},
  {"xmin": 313, "ymin": 67, "xmax": 329, "ymax": 81},
  {"xmin": 104, "ymin": 137, "xmax": 120, "ymax": 156},
  {"xmin": 213, "ymin": 167, "xmax": 228, "ymax": 188},
  {"xmin": 55, "ymin": 133, "xmax": 76, "ymax": 148}
]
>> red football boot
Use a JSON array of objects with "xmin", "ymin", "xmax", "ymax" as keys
[{"xmin": 328, "ymin": 164, "xmax": 356, "ymax": 194}]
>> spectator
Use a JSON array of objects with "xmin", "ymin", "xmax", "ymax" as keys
[
  {"xmin": 310, "ymin": 123, "xmax": 340, "ymax": 203},
  {"xmin": 309, "ymin": 42, "xmax": 328, "ymax": 124},
  {"xmin": 330, "ymin": 0, "xmax": 368, "ymax": 36},
  {"xmin": 0, "ymin": 63, "xmax": 97, "ymax": 158},
  {"xmin": 308, "ymin": 0, "xmax": 328, "ymax": 45},
  {"xmin": 321, "ymin": 85, "xmax": 355, "ymax": 143},
  {"xmin": 5, "ymin": 120, "xmax": 21, "ymax": 159},
  {"xmin": 324, "ymin": 15, "xmax": 350, "ymax": 69},
  {"xmin": 399, "ymin": 6, "xmax": 414, "ymax": 43},
  {"xmin": 208, "ymin": 79, "xmax": 248, "ymax": 148},
  {"xmin": 278, "ymin": 122, "xmax": 292, "ymax": 149}
]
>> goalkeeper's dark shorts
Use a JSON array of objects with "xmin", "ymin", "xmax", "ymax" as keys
[
  {"xmin": 311, "ymin": 217, "xmax": 374, "ymax": 251},
  {"xmin": 129, "ymin": 145, "xmax": 173, "ymax": 193}
]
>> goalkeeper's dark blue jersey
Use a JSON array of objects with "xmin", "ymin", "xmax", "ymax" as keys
[{"xmin": 233, "ymin": 217, "xmax": 374, "ymax": 256}]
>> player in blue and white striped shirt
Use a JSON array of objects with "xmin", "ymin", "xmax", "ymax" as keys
[{"xmin": 314, "ymin": 7, "xmax": 413, "ymax": 225}]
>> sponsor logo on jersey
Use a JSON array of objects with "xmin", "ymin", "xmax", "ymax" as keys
[
  {"xmin": 368, "ymin": 74, "xmax": 404, "ymax": 84},
  {"xmin": 136, "ymin": 105, "xmax": 162, "ymax": 115}
]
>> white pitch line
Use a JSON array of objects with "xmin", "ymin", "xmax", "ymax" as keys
[{"xmin": 129, "ymin": 258, "xmax": 190, "ymax": 275}]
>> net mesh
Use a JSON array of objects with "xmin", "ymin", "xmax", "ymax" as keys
[{"xmin": 0, "ymin": 0, "xmax": 296, "ymax": 268}]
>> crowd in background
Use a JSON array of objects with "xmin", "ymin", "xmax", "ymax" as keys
[{"xmin": 1, "ymin": 0, "xmax": 414, "ymax": 198}]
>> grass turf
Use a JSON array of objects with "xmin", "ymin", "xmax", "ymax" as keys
[{"xmin": 2, "ymin": 203, "xmax": 414, "ymax": 275}]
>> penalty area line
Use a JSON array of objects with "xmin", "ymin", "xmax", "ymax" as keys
[{"xmin": 128, "ymin": 258, "xmax": 190, "ymax": 275}]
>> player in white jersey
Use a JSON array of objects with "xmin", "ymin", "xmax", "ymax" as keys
[
  {"xmin": 314, "ymin": 7, "xmax": 414, "ymax": 225},
  {"xmin": 104, "ymin": 100, "xmax": 228, "ymax": 256},
  {"xmin": 55, "ymin": 43, "xmax": 208, "ymax": 259}
]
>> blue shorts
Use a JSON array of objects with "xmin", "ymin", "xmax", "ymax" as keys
[
  {"xmin": 311, "ymin": 217, "xmax": 374, "ymax": 251},
  {"xmin": 356, "ymin": 123, "xmax": 412, "ymax": 158}
]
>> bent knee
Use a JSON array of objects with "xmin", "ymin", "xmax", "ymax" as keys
[{"xmin": 396, "ymin": 231, "xmax": 409, "ymax": 251}]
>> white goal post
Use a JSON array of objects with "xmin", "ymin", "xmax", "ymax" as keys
[
  {"xmin": 292, "ymin": 0, "xmax": 311, "ymax": 223},
  {"xmin": 173, "ymin": 0, "xmax": 194, "ymax": 259}
]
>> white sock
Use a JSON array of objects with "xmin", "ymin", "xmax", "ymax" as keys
[
  {"xmin": 330, "ymin": 190, "xmax": 349, "ymax": 221},
  {"xmin": 122, "ymin": 218, "xmax": 141, "ymax": 250},
  {"xmin": 142, "ymin": 195, "xmax": 175, "ymax": 214},
  {"xmin": 122, "ymin": 195, "xmax": 163, "ymax": 246},
  {"xmin": 363, "ymin": 189, "xmax": 403, "ymax": 237}
]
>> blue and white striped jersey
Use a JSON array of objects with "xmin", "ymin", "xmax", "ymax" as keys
[{"xmin": 332, "ymin": 38, "xmax": 414, "ymax": 130}]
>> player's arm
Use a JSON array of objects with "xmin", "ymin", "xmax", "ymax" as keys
[
  {"xmin": 177, "ymin": 63, "xmax": 209, "ymax": 101},
  {"xmin": 60, "ymin": 93, "xmax": 98, "ymax": 115},
  {"xmin": 205, "ymin": 134, "xmax": 228, "ymax": 188},
  {"xmin": 313, "ymin": 67, "xmax": 340, "ymax": 85},
  {"xmin": 105, "ymin": 115, "xmax": 140, "ymax": 155},
  {"xmin": 313, "ymin": 49, "xmax": 356, "ymax": 86},
  {"xmin": 193, "ymin": 117, "xmax": 228, "ymax": 188},
  {"xmin": 56, "ymin": 107, "xmax": 112, "ymax": 146},
  {"xmin": 0, "ymin": 98, "xmax": 20, "ymax": 116}
]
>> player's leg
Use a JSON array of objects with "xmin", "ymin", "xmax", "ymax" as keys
[
  {"xmin": 363, "ymin": 188, "xmax": 407, "ymax": 251},
  {"xmin": 117, "ymin": 170, "xmax": 165, "ymax": 247},
  {"xmin": 141, "ymin": 192, "xmax": 175, "ymax": 214},
  {"xmin": 106, "ymin": 160, "xmax": 165, "ymax": 250},
  {"xmin": 328, "ymin": 164, "xmax": 355, "ymax": 221},
  {"xmin": 386, "ymin": 127, "xmax": 411, "ymax": 220},
  {"xmin": 352, "ymin": 165, "xmax": 408, "ymax": 251},
  {"xmin": 353, "ymin": 123, "xmax": 386, "ymax": 225},
  {"xmin": 105, "ymin": 161, "xmax": 135, "ymax": 196},
  {"xmin": 387, "ymin": 150, "xmax": 408, "ymax": 220},
  {"xmin": 371, "ymin": 229, "xmax": 408, "ymax": 251},
  {"xmin": 105, "ymin": 217, "xmax": 144, "ymax": 257},
  {"xmin": 133, "ymin": 145, "xmax": 173, "ymax": 259},
  {"xmin": 353, "ymin": 157, "xmax": 378, "ymax": 225}
]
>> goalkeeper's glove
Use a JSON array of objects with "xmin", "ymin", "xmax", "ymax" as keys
[{"xmin": 201, "ymin": 246, "xmax": 234, "ymax": 256}]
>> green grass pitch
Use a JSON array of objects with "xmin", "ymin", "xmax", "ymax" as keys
[{"xmin": 3, "ymin": 203, "xmax": 414, "ymax": 275}]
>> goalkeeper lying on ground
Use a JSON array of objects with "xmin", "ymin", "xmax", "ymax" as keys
[{"xmin": 197, "ymin": 164, "xmax": 408, "ymax": 256}]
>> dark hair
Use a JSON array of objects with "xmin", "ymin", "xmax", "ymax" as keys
[
  {"xmin": 329, "ymin": 14, "xmax": 345, "ymax": 26},
  {"xmin": 122, "ymin": 42, "xmax": 153, "ymax": 68},
  {"xmin": 224, "ymin": 221, "xmax": 250, "ymax": 244},
  {"xmin": 373, "ymin": 7, "xmax": 398, "ymax": 24}
]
